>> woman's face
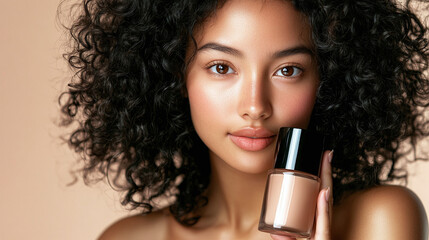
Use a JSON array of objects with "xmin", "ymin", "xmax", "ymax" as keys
[{"xmin": 186, "ymin": 0, "xmax": 319, "ymax": 174}]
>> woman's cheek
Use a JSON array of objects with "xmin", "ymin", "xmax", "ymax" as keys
[
  {"xmin": 186, "ymin": 74, "xmax": 231, "ymax": 136},
  {"xmin": 273, "ymin": 82, "xmax": 318, "ymax": 128}
]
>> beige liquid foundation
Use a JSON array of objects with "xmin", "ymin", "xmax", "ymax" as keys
[{"xmin": 259, "ymin": 127, "xmax": 325, "ymax": 238}]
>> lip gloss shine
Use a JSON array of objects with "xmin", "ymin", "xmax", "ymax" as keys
[
  {"xmin": 258, "ymin": 127, "xmax": 325, "ymax": 238},
  {"xmin": 228, "ymin": 128, "xmax": 276, "ymax": 151}
]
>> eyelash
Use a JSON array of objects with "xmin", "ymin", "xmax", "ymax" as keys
[
  {"xmin": 273, "ymin": 65, "xmax": 303, "ymax": 78},
  {"xmin": 205, "ymin": 61, "xmax": 303, "ymax": 78},
  {"xmin": 206, "ymin": 61, "xmax": 236, "ymax": 75}
]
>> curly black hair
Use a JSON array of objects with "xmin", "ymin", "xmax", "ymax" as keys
[{"xmin": 59, "ymin": 0, "xmax": 429, "ymax": 225}]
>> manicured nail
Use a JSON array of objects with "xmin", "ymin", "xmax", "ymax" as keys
[
  {"xmin": 325, "ymin": 187, "xmax": 330, "ymax": 203},
  {"xmin": 328, "ymin": 150, "xmax": 334, "ymax": 163}
]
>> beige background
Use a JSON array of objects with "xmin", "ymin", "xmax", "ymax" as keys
[{"xmin": 0, "ymin": 1, "xmax": 428, "ymax": 239}]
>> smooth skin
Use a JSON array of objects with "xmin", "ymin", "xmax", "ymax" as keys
[{"xmin": 98, "ymin": 0, "xmax": 428, "ymax": 239}]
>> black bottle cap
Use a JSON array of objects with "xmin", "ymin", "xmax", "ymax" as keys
[{"xmin": 274, "ymin": 127, "xmax": 325, "ymax": 177}]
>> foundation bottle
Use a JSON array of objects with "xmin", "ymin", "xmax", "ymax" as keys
[{"xmin": 259, "ymin": 127, "xmax": 325, "ymax": 238}]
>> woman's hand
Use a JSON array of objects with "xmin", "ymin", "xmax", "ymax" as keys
[{"xmin": 271, "ymin": 150, "xmax": 334, "ymax": 240}]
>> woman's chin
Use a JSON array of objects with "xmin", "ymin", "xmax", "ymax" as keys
[{"xmin": 214, "ymin": 152, "xmax": 275, "ymax": 175}]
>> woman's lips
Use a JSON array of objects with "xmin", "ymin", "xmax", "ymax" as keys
[{"xmin": 228, "ymin": 128, "xmax": 276, "ymax": 151}]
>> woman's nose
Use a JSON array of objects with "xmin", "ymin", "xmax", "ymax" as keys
[{"xmin": 237, "ymin": 73, "xmax": 272, "ymax": 120}]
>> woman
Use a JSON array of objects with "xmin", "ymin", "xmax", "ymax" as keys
[{"xmin": 60, "ymin": 0, "xmax": 429, "ymax": 239}]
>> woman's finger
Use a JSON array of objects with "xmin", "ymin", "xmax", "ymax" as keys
[
  {"xmin": 310, "ymin": 150, "xmax": 333, "ymax": 239},
  {"xmin": 320, "ymin": 150, "xmax": 333, "ymax": 189},
  {"xmin": 320, "ymin": 150, "xmax": 333, "ymax": 222},
  {"xmin": 312, "ymin": 188, "xmax": 331, "ymax": 239},
  {"xmin": 270, "ymin": 234, "xmax": 295, "ymax": 240}
]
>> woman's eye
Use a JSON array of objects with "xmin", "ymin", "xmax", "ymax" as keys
[
  {"xmin": 275, "ymin": 66, "xmax": 302, "ymax": 77},
  {"xmin": 209, "ymin": 64, "xmax": 234, "ymax": 75}
]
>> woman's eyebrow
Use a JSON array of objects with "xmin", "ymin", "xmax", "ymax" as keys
[
  {"xmin": 273, "ymin": 46, "xmax": 314, "ymax": 58},
  {"xmin": 197, "ymin": 42, "xmax": 243, "ymax": 57},
  {"xmin": 197, "ymin": 42, "xmax": 314, "ymax": 58}
]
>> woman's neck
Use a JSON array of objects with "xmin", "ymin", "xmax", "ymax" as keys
[{"xmin": 199, "ymin": 151, "xmax": 268, "ymax": 232}]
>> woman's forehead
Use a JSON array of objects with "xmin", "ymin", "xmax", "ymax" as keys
[{"xmin": 191, "ymin": 0, "xmax": 313, "ymax": 56}]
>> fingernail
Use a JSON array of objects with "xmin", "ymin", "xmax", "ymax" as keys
[
  {"xmin": 328, "ymin": 150, "xmax": 334, "ymax": 163},
  {"xmin": 325, "ymin": 187, "xmax": 330, "ymax": 202}
]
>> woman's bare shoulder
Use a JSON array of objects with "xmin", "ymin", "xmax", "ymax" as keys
[
  {"xmin": 333, "ymin": 185, "xmax": 428, "ymax": 240},
  {"xmin": 98, "ymin": 209, "xmax": 169, "ymax": 240}
]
